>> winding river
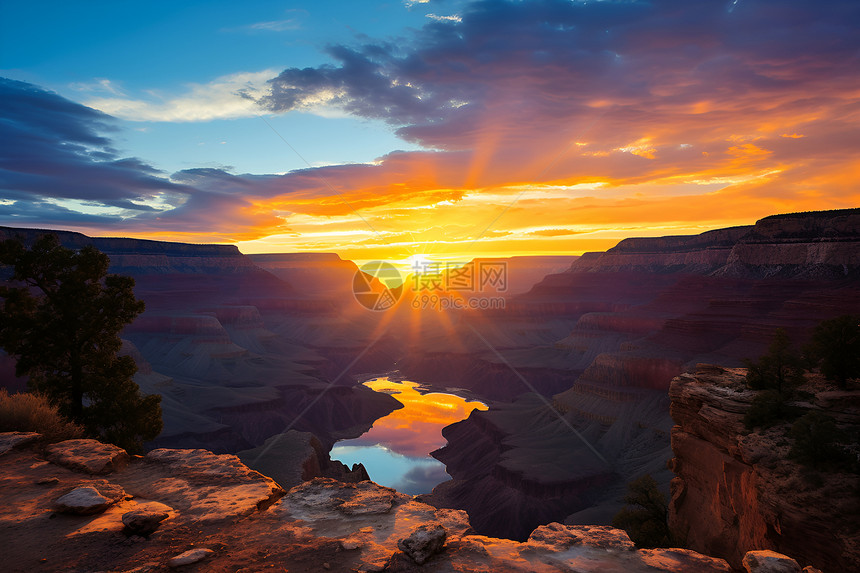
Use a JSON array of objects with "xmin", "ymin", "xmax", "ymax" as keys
[{"xmin": 330, "ymin": 376, "xmax": 487, "ymax": 495}]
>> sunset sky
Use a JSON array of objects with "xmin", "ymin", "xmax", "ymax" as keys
[{"xmin": 1, "ymin": 0, "xmax": 858, "ymax": 264}]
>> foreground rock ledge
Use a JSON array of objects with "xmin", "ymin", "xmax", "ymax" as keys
[{"xmin": 0, "ymin": 433, "xmax": 797, "ymax": 572}]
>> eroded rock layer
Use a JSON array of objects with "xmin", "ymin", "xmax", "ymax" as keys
[{"xmin": 668, "ymin": 365, "xmax": 860, "ymax": 572}]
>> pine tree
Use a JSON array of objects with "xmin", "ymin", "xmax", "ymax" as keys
[{"xmin": 0, "ymin": 234, "xmax": 161, "ymax": 453}]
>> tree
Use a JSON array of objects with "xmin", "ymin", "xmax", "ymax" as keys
[
  {"xmin": 744, "ymin": 328, "xmax": 805, "ymax": 395},
  {"xmin": 611, "ymin": 474, "xmax": 674, "ymax": 548},
  {"xmin": 0, "ymin": 234, "xmax": 161, "ymax": 453},
  {"xmin": 742, "ymin": 329, "xmax": 805, "ymax": 429},
  {"xmin": 805, "ymin": 315, "xmax": 860, "ymax": 389}
]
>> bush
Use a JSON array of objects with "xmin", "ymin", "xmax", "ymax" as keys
[
  {"xmin": 805, "ymin": 314, "xmax": 860, "ymax": 389},
  {"xmin": 744, "ymin": 328, "xmax": 804, "ymax": 395},
  {"xmin": 611, "ymin": 474, "xmax": 675, "ymax": 548},
  {"xmin": 789, "ymin": 411, "xmax": 845, "ymax": 469},
  {"xmin": 0, "ymin": 388, "xmax": 85, "ymax": 442},
  {"xmin": 743, "ymin": 390, "xmax": 800, "ymax": 429}
]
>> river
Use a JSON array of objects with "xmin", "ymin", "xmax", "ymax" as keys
[{"xmin": 330, "ymin": 376, "xmax": 487, "ymax": 495}]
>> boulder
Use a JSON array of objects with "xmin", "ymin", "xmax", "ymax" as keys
[
  {"xmin": 168, "ymin": 548, "xmax": 214, "ymax": 567},
  {"xmin": 54, "ymin": 486, "xmax": 118, "ymax": 515},
  {"xmin": 397, "ymin": 523, "xmax": 447, "ymax": 565},
  {"xmin": 284, "ymin": 478, "xmax": 404, "ymax": 520},
  {"xmin": 0, "ymin": 432, "xmax": 41, "ymax": 455},
  {"xmin": 743, "ymin": 550, "xmax": 802, "ymax": 573},
  {"xmin": 122, "ymin": 505, "xmax": 171, "ymax": 536},
  {"xmin": 526, "ymin": 523, "xmax": 635, "ymax": 552},
  {"xmin": 139, "ymin": 448, "xmax": 285, "ymax": 522},
  {"xmin": 47, "ymin": 439, "xmax": 129, "ymax": 474},
  {"xmin": 639, "ymin": 548, "xmax": 732, "ymax": 572}
]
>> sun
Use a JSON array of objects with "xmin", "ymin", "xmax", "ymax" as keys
[{"xmin": 405, "ymin": 253, "xmax": 433, "ymax": 271}]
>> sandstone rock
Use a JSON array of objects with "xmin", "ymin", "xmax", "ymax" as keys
[
  {"xmin": 121, "ymin": 507, "xmax": 170, "ymax": 535},
  {"xmin": 526, "ymin": 523, "xmax": 635, "ymax": 552},
  {"xmin": 639, "ymin": 548, "xmax": 732, "ymax": 572},
  {"xmin": 47, "ymin": 439, "xmax": 129, "ymax": 474},
  {"xmin": 397, "ymin": 523, "xmax": 446, "ymax": 565},
  {"xmin": 742, "ymin": 550, "xmax": 802, "ymax": 573},
  {"xmin": 118, "ymin": 562, "xmax": 160, "ymax": 573},
  {"xmin": 54, "ymin": 486, "xmax": 117, "ymax": 515},
  {"xmin": 802, "ymin": 567, "xmax": 823, "ymax": 573},
  {"xmin": 36, "ymin": 476, "xmax": 59, "ymax": 485},
  {"xmin": 137, "ymin": 448, "xmax": 285, "ymax": 522},
  {"xmin": 284, "ymin": 478, "xmax": 403, "ymax": 520},
  {"xmin": 0, "ymin": 432, "xmax": 41, "ymax": 455},
  {"xmin": 167, "ymin": 548, "xmax": 214, "ymax": 567}
]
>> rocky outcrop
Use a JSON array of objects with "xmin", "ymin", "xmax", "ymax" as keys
[
  {"xmin": 0, "ymin": 226, "xmax": 260, "ymax": 275},
  {"xmin": 237, "ymin": 430, "xmax": 370, "ymax": 490},
  {"xmin": 0, "ymin": 432, "xmax": 41, "ymax": 455},
  {"xmin": 249, "ymin": 252, "xmax": 359, "ymax": 298},
  {"xmin": 668, "ymin": 365, "xmax": 860, "ymax": 572},
  {"xmin": 1, "ymin": 433, "xmax": 740, "ymax": 573},
  {"xmin": 45, "ymin": 439, "xmax": 130, "ymax": 474},
  {"xmin": 567, "ymin": 209, "xmax": 860, "ymax": 278}
]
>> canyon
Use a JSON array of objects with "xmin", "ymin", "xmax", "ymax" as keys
[
  {"xmin": 414, "ymin": 208, "xmax": 860, "ymax": 542},
  {"xmin": 1, "ymin": 207, "xmax": 859, "ymax": 570}
]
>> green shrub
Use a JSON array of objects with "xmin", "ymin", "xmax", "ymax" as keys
[
  {"xmin": 0, "ymin": 389, "xmax": 85, "ymax": 442},
  {"xmin": 743, "ymin": 390, "xmax": 799, "ymax": 429},
  {"xmin": 789, "ymin": 411, "xmax": 845, "ymax": 469},
  {"xmin": 611, "ymin": 474, "xmax": 675, "ymax": 548},
  {"xmin": 744, "ymin": 328, "xmax": 804, "ymax": 394},
  {"xmin": 805, "ymin": 314, "xmax": 860, "ymax": 389}
]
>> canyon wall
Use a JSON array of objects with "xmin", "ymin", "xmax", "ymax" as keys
[
  {"xmin": 668, "ymin": 364, "xmax": 859, "ymax": 572},
  {"xmin": 422, "ymin": 208, "xmax": 860, "ymax": 542},
  {"xmin": 0, "ymin": 226, "xmax": 260, "ymax": 275},
  {"xmin": 570, "ymin": 208, "xmax": 860, "ymax": 278}
]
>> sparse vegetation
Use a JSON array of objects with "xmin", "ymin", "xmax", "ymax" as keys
[
  {"xmin": 744, "ymin": 328, "xmax": 805, "ymax": 394},
  {"xmin": 0, "ymin": 234, "xmax": 162, "ymax": 453},
  {"xmin": 743, "ymin": 329, "xmax": 804, "ymax": 429},
  {"xmin": 805, "ymin": 314, "xmax": 860, "ymax": 389},
  {"xmin": 789, "ymin": 411, "xmax": 847, "ymax": 470},
  {"xmin": 740, "ymin": 321, "xmax": 860, "ymax": 476},
  {"xmin": 611, "ymin": 474, "xmax": 675, "ymax": 548},
  {"xmin": 744, "ymin": 390, "xmax": 799, "ymax": 430},
  {"xmin": 0, "ymin": 388, "xmax": 84, "ymax": 442}
]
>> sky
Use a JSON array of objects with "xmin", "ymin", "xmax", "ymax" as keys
[{"xmin": 1, "ymin": 0, "xmax": 859, "ymax": 264}]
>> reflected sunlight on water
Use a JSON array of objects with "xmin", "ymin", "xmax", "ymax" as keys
[{"xmin": 330, "ymin": 376, "xmax": 488, "ymax": 495}]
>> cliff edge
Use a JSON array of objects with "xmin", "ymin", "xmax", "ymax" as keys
[
  {"xmin": 668, "ymin": 364, "xmax": 860, "ymax": 572},
  {"xmin": 570, "ymin": 208, "xmax": 860, "ymax": 278},
  {"xmin": 0, "ymin": 433, "xmax": 742, "ymax": 573}
]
